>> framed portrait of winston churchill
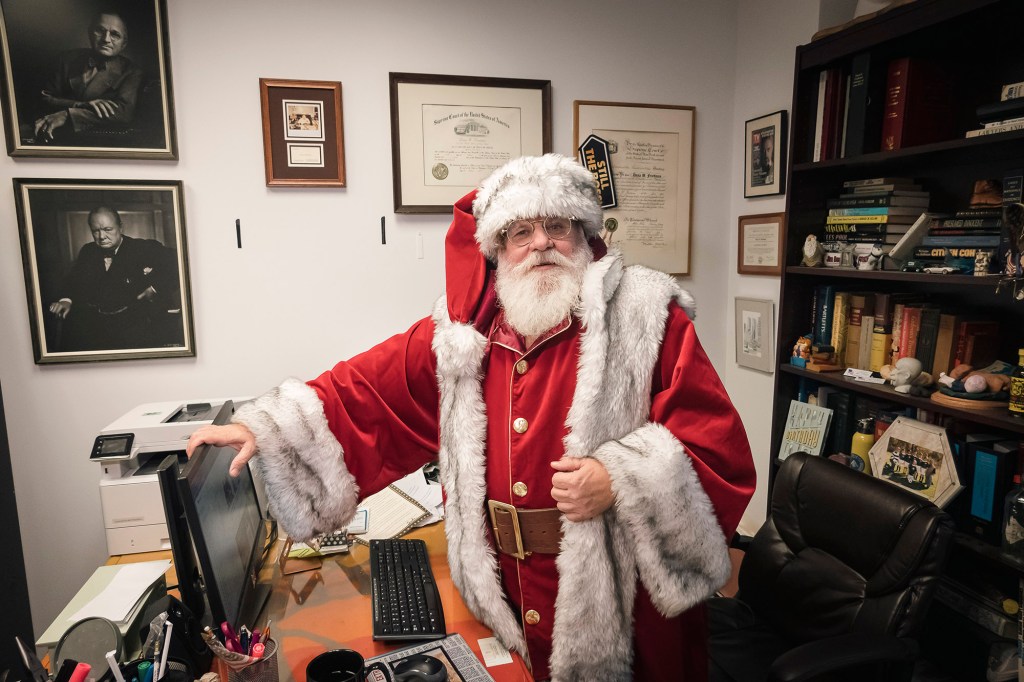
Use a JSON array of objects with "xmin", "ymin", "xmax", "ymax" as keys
[
  {"xmin": 14, "ymin": 178, "xmax": 195, "ymax": 364},
  {"xmin": 0, "ymin": 0, "xmax": 177, "ymax": 159}
]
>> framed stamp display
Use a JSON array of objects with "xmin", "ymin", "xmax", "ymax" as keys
[
  {"xmin": 389, "ymin": 72, "xmax": 551, "ymax": 213},
  {"xmin": 0, "ymin": 0, "xmax": 177, "ymax": 159},
  {"xmin": 744, "ymin": 110, "xmax": 787, "ymax": 197},
  {"xmin": 573, "ymin": 100, "xmax": 695, "ymax": 275},
  {"xmin": 737, "ymin": 212, "xmax": 785, "ymax": 275},
  {"xmin": 735, "ymin": 297, "xmax": 775, "ymax": 373},
  {"xmin": 260, "ymin": 78, "xmax": 346, "ymax": 187},
  {"xmin": 14, "ymin": 178, "xmax": 195, "ymax": 364}
]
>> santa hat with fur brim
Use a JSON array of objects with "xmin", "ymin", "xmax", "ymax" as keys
[{"xmin": 472, "ymin": 154, "xmax": 604, "ymax": 260}]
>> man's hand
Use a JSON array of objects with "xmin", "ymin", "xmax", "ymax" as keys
[
  {"xmin": 49, "ymin": 300, "xmax": 72, "ymax": 319},
  {"xmin": 550, "ymin": 457, "xmax": 615, "ymax": 522},
  {"xmin": 34, "ymin": 110, "xmax": 69, "ymax": 141},
  {"xmin": 186, "ymin": 424, "xmax": 257, "ymax": 477},
  {"xmin": 86, "ymin": 99, "xmax": 120, "ymax": 118}
]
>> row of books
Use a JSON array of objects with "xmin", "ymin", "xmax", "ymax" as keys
[
  {"xmin": 805, "ymin": 285, "xmax": 1001, "ymax": 378},
  {"xmin": 809, "ymin": 53, "xmax": 953, "ymax": 161},
  {"xmin": 965, "ymin": 78, "xmax": 1024, "ymax": 138},
  {"xmin": 909, "ymin": 208, "xmax": 1004, "ymax": 272},
  {"xmin": 822, "ymin": 178, "xmax": 929, "ymax": 252}
]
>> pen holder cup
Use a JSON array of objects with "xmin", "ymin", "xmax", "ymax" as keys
[{"xmin": 226, "ymin": 638, "xmax": 279, "ymax": 682}]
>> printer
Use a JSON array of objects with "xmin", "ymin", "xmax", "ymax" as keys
[{"xmin": 92, "ymin": 398, "xmax": 253, "ymax": 555}]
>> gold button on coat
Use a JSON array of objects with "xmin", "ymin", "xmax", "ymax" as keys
[
  {"xmin": 515, "ymin": 359, "xmax": 529, "ymax": 375},
  {"xmin": 513, "ymin": 417, "xmax": 529, "ymax": 433},
  {"xmin": 513, "ymin": 482, "xmax": 528, "ymax": 497},
  {"xmin": 525, "ymin": 609, "xmax": 541, "ymax": 625}
]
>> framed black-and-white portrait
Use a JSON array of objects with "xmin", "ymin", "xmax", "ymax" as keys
[
  {"xmin": 14, "ymin": 178, "xmax": 194, "ymax": 364},
  {"xmin": 0, "ymin": 0, "xmax": 177, "ymax": 159},
  {"xmin": 744, "ymin": 110, "xmax": 786, "ymax": 197}
]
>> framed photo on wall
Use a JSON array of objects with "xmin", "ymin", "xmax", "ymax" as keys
[
  {"xmin": 744, "ymin": 110, "xmax": 787, "ymax": 197},
  {"xmin": 389, "ymin": 72, "xmax": 551, "ymax": 213},
  {"xmin": 737, "ymin": 212, "xmax": 785, "ymax": 275},
  {"xmin": 735, "ymin": 297, "xmax": 775, "ymax": 373},
  {"xmin": 0, "ymin": 0, "xmax": 177, "ymax": 159},
  {"xmin": 573, "ymin": 100, "xmax": 695, "ymax": 275},
  {"xmin": 14, "ymin": 178, "xmax": 195, "ymax": 364},
  {"xmin": 259, "ymin": 78, "xmax": 346, "ymax": 187}
]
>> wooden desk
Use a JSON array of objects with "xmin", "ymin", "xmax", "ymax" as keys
[{"xmin": 111, "ymin": 523, "xmax": 532, "ymax": 681}]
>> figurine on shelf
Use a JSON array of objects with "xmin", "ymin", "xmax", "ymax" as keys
[
  {"xmin": 841, "ymin": 243, "xmax": 856, "ymax": 268},
  {"xmin": 858, "ymin": 242, "xmax": 885, "ymax": 271},
  {"xmin": 792, "ymin": 335, "xmax": 812, "ymax": 360},
  {"xmin": 938, "ymin": 363, "xmax": 1012, "ymax": 394},
  {"xmin": 887, "ymin": 357, "xmax": 934, "ymax": 395},
  {"xmin": 801, "ymin": 234, "xmax": 826, "ymax": 267}
]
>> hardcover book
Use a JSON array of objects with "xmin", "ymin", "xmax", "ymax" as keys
[
  {"xmin": 880, "ymin": 57, "xmax": 954, "ymax": 151},
  {"xmin": 778, "ymin": 400, "xmax": 834, "ymax": 460},
  {"xmin": 827, "ymin": 195, "xmax": 930, "ymax": 208},
  {"xmin": 843, "ymin": 51, "xmax": 884, "ymax": 156},
  {"xmin": 868, "ymin": 416, "xmax": 963, "ymax": 508}
]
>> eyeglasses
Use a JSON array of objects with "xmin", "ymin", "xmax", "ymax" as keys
[{"xmin": 500, "ymin": 217, "xmax": 576, "ymax": 247}]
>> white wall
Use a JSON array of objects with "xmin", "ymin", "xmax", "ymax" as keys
[
  {"xmin": 726, "ymin": 0, "xmax": 822, "ymax": 535},
  {"xmin": 0, "ymin": 0, "xmax": 760, "ymax": 637}
]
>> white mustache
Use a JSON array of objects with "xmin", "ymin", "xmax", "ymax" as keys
[{"xmin": 510, "ymin": 249, "xmax": 572, "ymax": 274}]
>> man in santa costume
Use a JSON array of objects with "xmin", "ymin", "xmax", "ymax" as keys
[{"xmin": 188, "ymin": 154, "xmax": 755, "ymax": 681}]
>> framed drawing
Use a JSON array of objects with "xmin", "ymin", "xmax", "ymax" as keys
[
  {"xmin": 868, "ymin": 416, "xmax": 963, "ymax": 508},
  {"xmin": 573, "ymin": 100, "xmax": 695, "ymax": 274},
  {"xmin": 389, "ymin": 72, "xmax": 551, "ymax": 213},
  {"xmin": 0, "ymin": 0, "xmax": 177, "ymax": 159},
  {"xmin": 735, "ymin": 297, "xmax": 775, "ymax": 373},
  {"xmin": 14, "ymin": 178, "xmax": 195, "ymax": 364},
  {"xmin": 260, "ymin": 78, "xmax": 346, "ymax": 187},
  {"xmin": 738, "ymin": 212, "xmax": 785, "ymax": 275},
  {"xmin": 744, "ymin": 110, "xmax": 787, "ymax": 197}
]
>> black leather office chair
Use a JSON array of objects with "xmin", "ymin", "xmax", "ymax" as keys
[{"xmin": 708, "ymin": 452, "xmax": 954, "ymax": 682}]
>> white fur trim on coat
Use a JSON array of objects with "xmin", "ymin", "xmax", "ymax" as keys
[
  {"xmin": 233, "ymin": 378, "xmax": 359, "ymax": 543},
  {"xmin": 472, "ymin": 154, "xmax": 604, "ymax": 260}
]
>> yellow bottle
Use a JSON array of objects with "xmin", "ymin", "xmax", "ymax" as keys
[{"xmin": 850, "ymin": 418, "xmax": 874, "ymax": 474}]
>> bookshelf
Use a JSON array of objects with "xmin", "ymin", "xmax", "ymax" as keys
[{"xmin": 772, "ymin": 1, "xmax": 1024, "ymax": 677}]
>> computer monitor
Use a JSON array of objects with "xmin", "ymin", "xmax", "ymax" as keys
[
  {"xmin": 156, "ymin": 454, "xmax": 205, "ymax": 621},
  {"xmin": 177, "ymin": 401, "xmax": 271, "ymax": 629}
]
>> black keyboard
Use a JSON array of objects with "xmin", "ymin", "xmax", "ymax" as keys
[{"xmin": 370, "ymin": 539, "xmax": 446, "ymax": 641}]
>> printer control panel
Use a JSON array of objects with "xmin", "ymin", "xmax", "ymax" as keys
[{"xmin": 91, "ymin": 433, "xmax": 135, "ymax": 460}]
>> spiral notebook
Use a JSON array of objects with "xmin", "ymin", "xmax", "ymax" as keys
[{"xmin": 352, "ymin": 484, "xmax": 431, "ymax": 545}]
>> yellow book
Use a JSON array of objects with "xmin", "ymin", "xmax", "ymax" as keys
[
  {"xmin": 824, "ymin": 214, "xmax": 888, "ymax": 224},
  {"xmin": 831, "ymin": 292, "xmax": 850, "ymax": 367},
  {"xmin": 870, "ymin": 332, "xmax": 892, "ymax": 372}
]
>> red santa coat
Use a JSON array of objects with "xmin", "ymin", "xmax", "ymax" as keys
[{"xmin": 234, "ymin": 191, "xmax": 755, "ymax": 681}]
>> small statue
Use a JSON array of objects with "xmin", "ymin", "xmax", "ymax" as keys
[
  {"xmin": 793, "ymin": 335, "xmax": 812, "ymax": 360},
  {"xmin": 840, "ymin": 243, "xmax": 856, "ymax": 268},
  {"xmin": 890, "ymin": 357, "xmax": 927, "ymax": 394},
  {"xmin": 859, "ymin": 242, "xmax": 885, "ymax": 271},
  {"xmin": 801, "ymin": 235, "xmax": 825, "ymax": 267},
  {"xmin": 974, "ymin": 249, "xmax": 993, "ymax": 276}
]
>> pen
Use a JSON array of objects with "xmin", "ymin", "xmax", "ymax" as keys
[
  {"xmin": 138, "ymin": 660, "xmax": 153, "ymax": 682},
  {"xmin": 105, "ymin": 650, "xmax": 126, "ymax": 682},
  {"xmin": 239, "ymin": 625, "xmax": 250, "ymax": 656},
  {"xmin": 250, "ymin": 643, "xmax": 265, "ymax": 660},
  {"xmin": 157, "ymin": 621, "xmax": 173, "ymax": 681},
  {"xmin": 67, "ymin": 663, "xmax": 91, "ymax": 682}
]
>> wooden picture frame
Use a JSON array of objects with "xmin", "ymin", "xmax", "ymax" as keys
[
  {"xmin": 0, "ymin": 0, "xmax": 177, "ymax": 159},
  {"xmin": 738, "ymin": 212, "xmax": 785, "ymax": 275},
  {"xmin": 14, "ymin": 178, "xmax": 195, "ymax": 364},
  {"xmin": 735, "ymin": 297, "xmax": 775, "ymax": 374},
  {"xmin": 259, "ymin": 78, "xmax": 346, "ymax": 187},
  {"xmin": 573, "ymin": 100, "xmax": 695, "ymax": 275},
  {"xmin": 744, "ymin": 110, "xmax": 787, "ymax": 197},
  {"xmin": 389, "ymin": 72, "xmax": 551, "ymax": 214}
]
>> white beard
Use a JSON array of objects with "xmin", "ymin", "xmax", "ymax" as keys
[{"xmin": 495, "ymin": 238, "xmax": 592, "ymax": 338}]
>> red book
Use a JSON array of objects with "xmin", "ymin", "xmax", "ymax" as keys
[
  {"xmin": 880, "ymin": 57, "xmax": 953, "ymax": 151},
  {"xmin": 821, "ymin": 70, "xmax": 837, "ymax": 161},
  {"xmin": 954, "ymin": 320, "xmax": 998, "ymax": 367},
  {"xmin": 897, "ymin": 305, "xmax": 922, "ymax": 362}
]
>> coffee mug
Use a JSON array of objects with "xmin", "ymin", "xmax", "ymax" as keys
[{"xmin": 306, "ymin": 649, "xmax": 365, "ymax": 682}]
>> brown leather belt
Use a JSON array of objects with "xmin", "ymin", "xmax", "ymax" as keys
[{"xmin": 487, "ymin": 500, "xmax": 563, "ymax": 559}]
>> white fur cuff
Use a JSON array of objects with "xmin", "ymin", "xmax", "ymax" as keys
[
  {"xmin": 233, "ymin": 378, "xmax": 359, "ymax": 542},
  {"xmin": 591, "ymin": 423, "xmax": 731, "ymax": 616}
]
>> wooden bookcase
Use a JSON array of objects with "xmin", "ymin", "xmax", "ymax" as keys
[{"xmin": 772, "ymin": 1, "xmax": 1024, "ymax": 677}]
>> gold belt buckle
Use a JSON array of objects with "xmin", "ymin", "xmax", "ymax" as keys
[{"xmin": 488, "ymin": 499, "xmax": 526, "ymax": 560}]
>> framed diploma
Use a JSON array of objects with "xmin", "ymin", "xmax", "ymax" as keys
[
  {"xmin": 259, "ymin": 78, "xmax": 346, "ymax": 187},
  {"xmin": 737, "ymin": 212, "xmax": 785, "ymax": 275},
  {"xmin": 744, "ymin": 110, "xmax": 787, "ymax": 197},
  {"xmin": 573, "ymin": 100, "xmax": 695, "ymax": 275},
  {"xmin": 389, "ymin": 72, "xmax": 551, "ymax": 214}
]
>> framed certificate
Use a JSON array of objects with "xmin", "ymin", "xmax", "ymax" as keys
[
  {"xmin": 389, "ymin": 72, "xmax": 551, "ymax": 213},
  {"xmin": 573, "ymin": 100, "xmax": 695, "ymax": 275},
  {"xmin": 737, "ymin": 212, "xmax": 785, "ymax": 275}
]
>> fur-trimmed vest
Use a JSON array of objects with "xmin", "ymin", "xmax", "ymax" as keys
[{"xmin": 235, "ymin": 250, "xmax": 730, "ymax": 682}]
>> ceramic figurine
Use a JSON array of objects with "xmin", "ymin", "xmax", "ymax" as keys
[{"xmin": 801, "ymin": 235, "xmax": 826, "ymax": 267}]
